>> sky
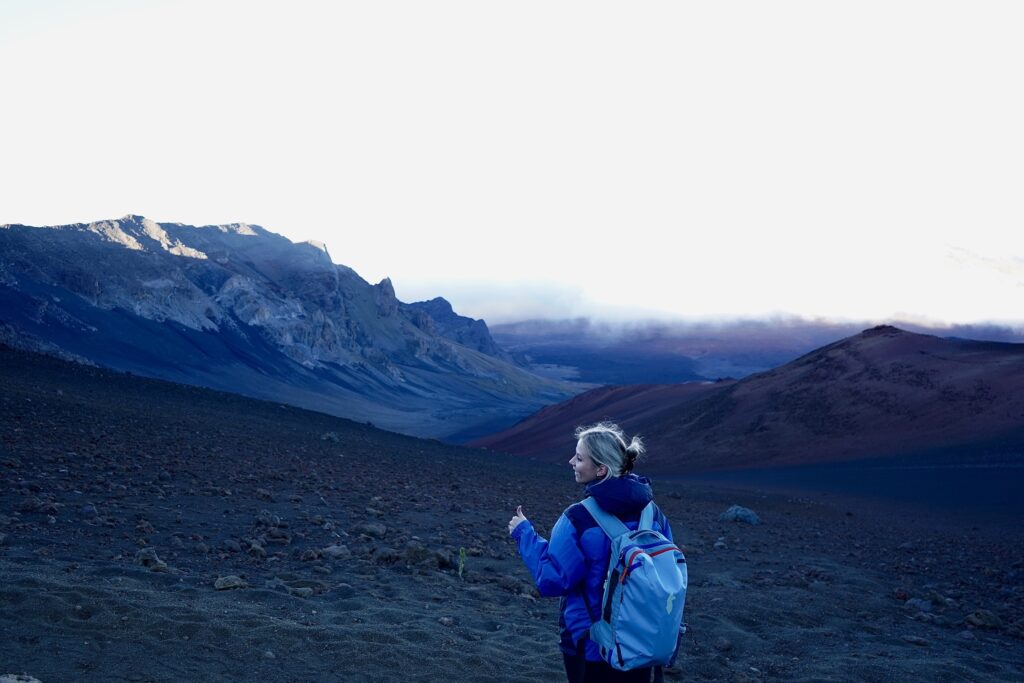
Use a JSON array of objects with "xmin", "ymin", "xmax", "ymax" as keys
[{"xmin": 1, "ymin": 1, "xmax": 1022, "ymax": 327}]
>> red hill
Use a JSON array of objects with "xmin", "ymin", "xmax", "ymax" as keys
[{"xmin": 472, "ymin": 326, "xmax": 1024, "ymax": 472}]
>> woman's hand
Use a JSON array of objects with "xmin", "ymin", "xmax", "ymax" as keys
[{"xmin": 508, "ymin": 505, "xmax": 527, "ymax": 535}]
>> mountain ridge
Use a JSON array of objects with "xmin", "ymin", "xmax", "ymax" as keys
[{"xmin": 0, "ymin": 215, "xmax": 578, "ymax": 439}]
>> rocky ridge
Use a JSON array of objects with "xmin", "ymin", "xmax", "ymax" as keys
[{"xmin": 0, "ymin": 215, "xmax": 576, "ymax": 439}]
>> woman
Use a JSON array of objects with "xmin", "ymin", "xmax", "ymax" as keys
[{"xmin": 508, "ymin": 422, "xmax": 675, "ymax": 683}]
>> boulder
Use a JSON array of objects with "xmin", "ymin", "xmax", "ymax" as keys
[{"xmin": 719, "ymin": 505, "xmax": 761, "ymax": 525}]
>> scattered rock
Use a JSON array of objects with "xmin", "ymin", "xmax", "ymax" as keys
[
  {"xmin": 321, "ymin": 431, "xmax": 340, "ymax": 442},
  {"xmin": 288, "ymin": 586, "xmax": 314, "ymax": 598},
  {"xmin": 957, "ymin": 630, "xmax": 976, "ymax": 640},
  {"xmin": 714, "ymin": 538, "xmax": 728, "ymax": 550},
  {"xmin": 713, "ymin": 636, "xmax": 734, "ymax": 652},
  {"xmin": 300, "ymin": 548, "xmax": 321, "ymax": 562},
  {"xmin": 222, "ymin": 539, "xmax": 242, "ymax": 553},
  {"xmin": 402, "ymin": 540, "xmax": 433, "ymax": 564},
  {"xmin": 256, "ymin": 488, "xmax": 274, "ymax": 502},
  {"xmin": 439, "ymin": 616, "xmax": 456, "ymax": 627},
  {"xmin": 265, "ymin": 527, "xmax": 291, "ymax": 545},
  {"xmin": 79, "ymin": 504, "xmax": 98, "ymax": 519},
  {"xmin": 904, "ymin": 598, "xmax": 932, "ymax": 613},
  {"xmin": 966, "ymin": 610, "xmax": 1002, "ymax": 629},
  {"xmin": 353, "ymin": 522, "xmax": 387, "ymax": 538},
  {"xmin": 435, "ymin": 549, "xmax": 456, "ymax": 570},
  {"xmin": 0, "ymin": 533, "xmax": 6, "ymax": 546},
  {"xmin": 214, "ymin": 575, "xmax": 248, "ymax": 590},
  {"xmin": 134, "ymin": 548, "xmax": 168, "ymax": 572},
  {"xmin": 719, "ymin": 505, "xmax": 760, "ymax": 525},
  {"xmin": 902, "ymin": 635, "xmax": 929, "ymax": 646},
  {"xmin": 372, "ymin": 547, "xmax": 402, "ymax": 565},
  {"xmin": 321, "ymin": 544, "xmax": 351, "ymax": 560},
  {"xmin": 0, "ymin": 675, "xmax": 44, "ymax": 683},
  {"xmin": 263, "ymin": 650, "xmax": 276, "ymax": 660}
]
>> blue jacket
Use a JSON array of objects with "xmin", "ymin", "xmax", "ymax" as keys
[{"xmin": 511, "ymin": 473, "xmax": 673, "ymax": 661}]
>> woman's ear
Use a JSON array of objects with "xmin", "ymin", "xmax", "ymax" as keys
[{"xmin": 596, "ymin": 464, "xmax": 608, "ymax": 477}]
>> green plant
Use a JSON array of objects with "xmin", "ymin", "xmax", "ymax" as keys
[{"xmin": 458, "ymin": 546, "xmax": 467, "ymax": 580}]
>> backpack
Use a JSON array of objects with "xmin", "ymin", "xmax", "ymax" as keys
[{"xmin": 582, "ymin": 497, "xmax": 687, "ymax": 672}]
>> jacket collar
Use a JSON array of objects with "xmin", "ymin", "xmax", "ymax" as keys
[{"xmin": 584, "ymin": 473, "xmax": 653, "ymax": 516}]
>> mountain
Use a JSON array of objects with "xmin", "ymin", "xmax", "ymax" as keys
[
  {"xmin": 405, "ymin": 297, "xmax": 519, "ymax": 365},
  {"xmin": 472, "ymin": 326, "xmax": 1024, "ymax": 472},
  {"xmin": 0, "ymin": 215, "xmax": 578, "ymax": 439},
  {"xmin": 490, "ymin": 317, "xmax": 864, "ymax": 383},
  {"xmin": 491, "ymin": 317, "xmax": 1024, "ymax": 385}
]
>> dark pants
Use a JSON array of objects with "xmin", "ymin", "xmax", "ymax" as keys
[{"xmin": 562, "ymin": 640, "xmax": 653, "ymax": 683}]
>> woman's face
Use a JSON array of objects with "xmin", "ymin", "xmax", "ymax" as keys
[{"xmin": 570, "ymin": 440, "xmax": 606, "ymax": 484}]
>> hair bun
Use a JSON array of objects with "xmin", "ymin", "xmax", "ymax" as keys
[{"xmin": 623, "ymin": 447, "xmax": 638, "ymax": 472}]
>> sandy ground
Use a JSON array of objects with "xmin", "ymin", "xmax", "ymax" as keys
[{"xmin": 1, "ymin": 347, "xmax": 1023, "ymax": 682}]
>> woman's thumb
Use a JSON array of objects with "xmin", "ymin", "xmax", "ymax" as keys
[{"xmin": 516, "ymin": 505, "xmax": 523, "ymax": 516}]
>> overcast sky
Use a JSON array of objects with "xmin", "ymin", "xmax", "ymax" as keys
[{"xmin": 2, "ymin": 1, "xmax": 1021, "ymax": 326}]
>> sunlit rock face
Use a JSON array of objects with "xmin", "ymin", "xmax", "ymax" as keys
[{"xmin": 0, "ymin": 215, "xmax": 576, "ymax": 439}]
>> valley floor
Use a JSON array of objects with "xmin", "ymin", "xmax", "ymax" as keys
[{"xmin": 1, "ymin": 347, "xmax": 1022, "ymax": 682}]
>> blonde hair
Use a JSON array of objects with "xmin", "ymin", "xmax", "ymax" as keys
[{"xmin": 574, "ymin": 421, "xmax": 644, "ymax": 482}]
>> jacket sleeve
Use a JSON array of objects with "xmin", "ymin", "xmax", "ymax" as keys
[{"xmin": 511, "ymin": 513, "xmax": 586, "ymax": 597}]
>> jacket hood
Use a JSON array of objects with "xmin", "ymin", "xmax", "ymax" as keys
[{"xmin": 584, "ymin": 473, "xmax": 653, "ymax": 516}]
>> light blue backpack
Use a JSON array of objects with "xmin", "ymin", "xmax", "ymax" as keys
[{"xmin": 582, "ymin": 497, "xmax": 687, "ymax": 673}]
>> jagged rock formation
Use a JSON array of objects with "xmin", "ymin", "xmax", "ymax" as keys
[
  {"xmin": 405, "ymin": 297, "xmax": 518, "ymax": 365},
  {"xmin": 0, "ymin": 215, "xmax": 577, "ymax": 439}
]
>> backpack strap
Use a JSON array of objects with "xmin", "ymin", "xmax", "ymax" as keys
[
  {"xmin": 581, "ymin": 497, "xmax": 629, "ymax": 539},
  {"xmin": 639, "ymin": 501, "xmax": 657, "ymax": 531}
]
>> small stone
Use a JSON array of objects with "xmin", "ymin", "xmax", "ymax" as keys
[
  {"xmin": 0, "ymin": 533, "xmax": 6, "ymax": 546},
  {"xmin": 288, "ymin": 586, "xmax": 314, "ymax": 598},
  {"xmin": 263, "ymin": 650, "xmax": 276, "ymax": 660},
  {"xmin": 265, "ymin": 527, "xmax": 291, "ymax": 544},
  {"xmin": 713, "ymin": 636, "xmax": 734, "ymax": 652},
  {"xmin": 719, "ymin": 505, "xmax": 760, "ymax": 525},
  {"xmin": 222, "ymin": 539, "xmax": 242, "ymax": 553},
  {"xmin": 256, "ymin": 488, "xmax": 274, "ymax": 502},
  {"xmin": 195, "ymin": 542, "xmax": 210, "ymax": 554},
  {"xmin": 902, "ymin": 635, "xmax": 929, "ymax": 646},
  {"xmin": 439, "ymin": 616, "xmax": 456, "ymax": 627},
  {"xmin": 966, "ymin": 610, "xmax": 1002, "ymax": 629},
  {"xmin": 321, "ymin": 544, "xmax": 351, "ymax": 560},
  {"xmin": 904, "ymin": 598, "xmax": 932, "ymax": 613},
  {"xmin": 957, "ymin": 630, "xmax": 976, "ymax": 640},
  {"xmin": 372, "ymin": 547, "xmax": 402, "ymax": 565},
  {"xmin": 353, "ymin": 522, "xmax": 387, "ymax": 538},
  {"xmin": 214, "ymin": 575, "xmax": 248, "ymax": 590},
  {"xmin": 134, "ymin": 548, "xmax": 168, "ymax": 572},
  {"xmin": 300, "ymin": 548, "xmax": 321, "ymax": 562},
  {"xmin": 79, "ymin": 504, "xmax": 98, "ymax": 519}
]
